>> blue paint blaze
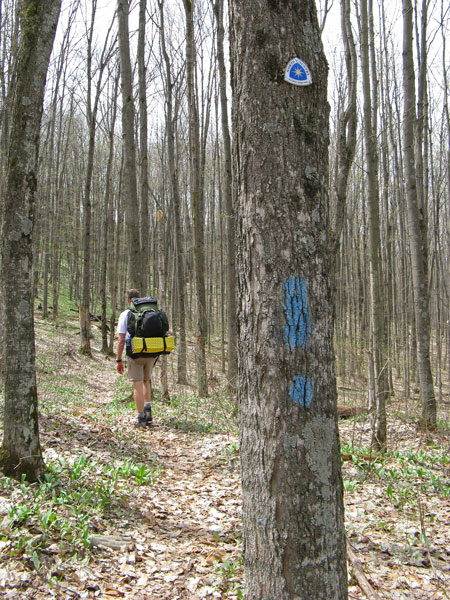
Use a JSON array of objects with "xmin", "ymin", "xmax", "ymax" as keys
[
  {"xmin": 283, "ymin": 276, "xmax": 310, "ymax": 349},
  {"xmin": 290, "ymin": 377, "xmax": 314, "ymax": 408}
]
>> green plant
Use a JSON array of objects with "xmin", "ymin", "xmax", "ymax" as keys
[
  {"xmin": 105, "ymin": 456, "xmax": 160, "ymax": 486},
  {"xmin": 0, "ymin": 447, "xmax": 160, "ymax": 574},
  {"xmin": 9, "ymin": 504, "xmax": 32, "ymax": 527},
  {"xmin": 387, "ymin": 467, "xmax": 400, "ymax": 480},
  {"xmin": 344, "ymin": 479, "xmax": 359, "ymax": 491},
  {"xmin": 38, "ymin": 508, "xmax": 58, "ymax": 533},
  {"xmin": 213, "ymin": 556, "xmax": 243, "ymax": 596},
  {"xmin": 386, "ymin": 484, "xmax": 395, "ymax": 502},
  {"xmin": 32, "ymin": 550, "xmax": 41, "ymax": 571}
]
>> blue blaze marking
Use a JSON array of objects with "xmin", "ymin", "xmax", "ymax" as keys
[
  {"xmin": 282, "ymin": 276, "xmax": 310, "ymax": 349},
  {"xmin": 290, "ymin": 377, "xmax": 314, "ymax": 408}
]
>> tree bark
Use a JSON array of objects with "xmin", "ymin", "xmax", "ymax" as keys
[
  {"xmin": 79, "ymin": 2, "xmax": 114, "ymax": 354},
  {"xmin": 212, "ymin": 0, "xmax": 238, "ymax": 391},
  {"xmin": 230, "ymin": 0, "xmax": 348, "ymax": 597},
  {"xmin": 117, "ymin": 0, "xmax": 145, "ymax": 292},
  {"xmin": 101, "ymin": 69, "xmax": 119, "ymax": 354},
  {"xmin": 157, "ymin": 208, "xmax": 170, "ymax": 400},
  {"xmin": 0, "ymin": 0, "xmax": 61, "ymax": 481},
  {"xmin": 331, "ymin": 0, "xmax": 357, "ymax": 255},
  {"xmin": 158, "ymin": 0, "xmax": 188, "ymax": 384},
  {"xmin": 359, "ymin": 0, "xmax": 388, "ymax": 450},
  {"xmin": 138, "ymin": 0, "xmax": 150, "ymax": 293},
  {"xmin": 79, "ymin": 0, "xmax": 97, "ymax": 356},
  {"xmin": 402, "ymin": 0, "xmax": 436, "ymax": 429},
  {"xmin": 183, "ymin": 0, "xmax": 208, "ymax": 396}
]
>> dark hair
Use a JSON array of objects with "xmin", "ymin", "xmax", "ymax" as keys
[{"xmin": 127, "ymin": 289, "xmax": 141, "ymax": 300}]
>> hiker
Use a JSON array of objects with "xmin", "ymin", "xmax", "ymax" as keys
[{"xmin": 116, "ymin": 289, "xmax": 156, "ymax": 428}]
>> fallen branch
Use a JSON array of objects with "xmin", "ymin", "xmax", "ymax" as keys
[
  {"xmin": 347, "ymin": 541, "xmax": 382, "ymax": 600},
  {"xmin": 88, "ymin": 534, "xmax": 133, "ymax": 552},
  {"xmin": 337, "ymin": 405, "xmax": 369, "ymax": 419}
]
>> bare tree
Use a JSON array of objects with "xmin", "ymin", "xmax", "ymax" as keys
[
  {"xmin": 402, "ymin": 0, "xmax": 436, "ymax": 429},
  {"xmin": 358, "ymin": 0, "xmax": 389, "ymax": 450},
  {"xmin": 212, "ymin": 0, "xmax": 237, "ymax": 390},
  {"xmin": 331, "ymin": 0, "xmax": 357, "ymax": 255},
  {"xmin": 79, "ymin": 3, "xmax": 115, "ymax": 354},
  {"xmin": 117, "ymin": 0, "xmax": 146, "ymax": 292},
  {"xmin": 101, "ymin": 67, "xmax": 120, "ymax": 354},
  {"xmin": 138, "ymin": 0, "xmax": 150, "ymax": 292},
  {"xmin": 183, "ymin": 0, "xmax": 208, "ymax": 396},
  {"xmin": 230, "ymin": 0, "xmax": 348, "ymax": 596},
  {"xmin": 158, "ymin": 0, "xmax": 188, "ymax": 384},
  {"xmin": 0, "ymin": 0, "xmax": 61, "ymax": 480}
]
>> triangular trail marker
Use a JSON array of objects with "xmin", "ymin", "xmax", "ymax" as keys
[{"xmin": 284, "ymin": 58, "xmax": 312, "ymax": 86}]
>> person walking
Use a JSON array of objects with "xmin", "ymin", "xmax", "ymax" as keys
[{"xmin": 116, "ymin": 289, "xmax": 156, "ymax": 428}]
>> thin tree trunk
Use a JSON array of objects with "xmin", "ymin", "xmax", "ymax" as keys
[
  {"xmin": 183, "ymin": 0, "xmax": 208, "ymax": 396},
  {"xmin": 138, "ymin": 0, "xmax": 150, "ymax": 294},
  {"xmin": 101, "ymin": 69, "xmax": 119, "ymax": 353},
  {"xmin": 402, "ymin": 0, "xmax": 436, "ymax": 429},
  {"xmin": 158, "ymin": 0, "xmax": 188, "ymax": 384},
  {"xmin": 359, "ymin": 0, "xmax": 388, "ymax": 450},
  {"xmin": 157, "ymin": 209, "xmax": 170, "ymax": 400},
  {"xmin": 332, "ymin": 0, "xmax": 357, "ymax": 255},
  {"xmin": 212, "ymin": 0, "xmax": 237, "ymax": 391},
  {"xmin": 117, "ymin": 0, "xmax": 145, "ymax": 292}
]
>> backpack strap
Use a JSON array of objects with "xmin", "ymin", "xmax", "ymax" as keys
[{"xmin": 136, "ymin": 312, "xmax": 143, "ymax": 337}]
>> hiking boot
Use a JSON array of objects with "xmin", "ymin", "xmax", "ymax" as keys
[
  {"xmin": 135, "ymin": 414, "xmax": 147, "ymax": 429},
  {"xmin": 144, "ymin": 402, "xmax": 153, "ymax": 425}
]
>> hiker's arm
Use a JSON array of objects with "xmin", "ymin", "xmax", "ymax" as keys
[{"xmin": 116, "ymin": 333, "xmax": 125, "ymax": 374}]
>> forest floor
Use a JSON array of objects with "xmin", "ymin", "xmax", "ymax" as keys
[{"xmin": 0, "ymin": 315, "xmax": 449, "ymax": 599}]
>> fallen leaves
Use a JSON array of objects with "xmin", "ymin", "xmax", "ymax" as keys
[{"xmin": 2, "ymin": 325, "xmax": 449, "ymax": 600}]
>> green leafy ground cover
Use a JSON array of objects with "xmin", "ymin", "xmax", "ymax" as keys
[{"xmin": 0, "ymin": 311, "xmax": 448, "ymax": 599}]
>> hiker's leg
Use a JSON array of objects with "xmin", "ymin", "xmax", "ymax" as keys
[
  {"xmin": 142, "ymin": 357, "xmax": 157, "ymax": 404},
  {"xmin": 128, "ymin": 358, "xmax": 145, "ymax": 413},
  {"xmin": 133, "ymin": 381, "xmax": 145, "ymax": 413},
  {"xmin": 143, "ymin": 381, "xmax": 151, "ymax": 404}
]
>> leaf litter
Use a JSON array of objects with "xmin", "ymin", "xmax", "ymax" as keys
[{"xmin": 0, "ymin": 319, "xmax": 448, "ymax": 598}]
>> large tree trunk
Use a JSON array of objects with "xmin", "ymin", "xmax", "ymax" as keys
[
  {"xmin": 230, "ymin": 0, "xmax": 348, "ymax": 597},
  {"xmin": 402, "ymin": 0, "xmax": 436, "ymax": 429},
  {"xmin": 0, "ymin": 0, "xmax": 61, "ymax": 481}
]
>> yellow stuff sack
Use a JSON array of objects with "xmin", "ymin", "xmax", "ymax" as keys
[{"xmin": 130, "ymin": 336, "xmax": 175, "ymax": 355}]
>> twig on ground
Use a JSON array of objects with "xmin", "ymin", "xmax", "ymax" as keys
[{"xmin": 347, "ymin": 540, "xmax": 382, "ymax": 600}]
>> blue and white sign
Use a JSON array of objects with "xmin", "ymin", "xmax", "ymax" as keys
[{"xmin": 284, "ymin": 58, "xmax": 312, "ymax": 86}]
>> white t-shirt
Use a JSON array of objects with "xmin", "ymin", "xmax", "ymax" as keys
[{"xmin": 117, "ymin": 309, "xmax": 130, "ymax": 336}]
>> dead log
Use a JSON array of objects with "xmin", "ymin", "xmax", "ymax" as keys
[
  {"xmin": 337, "ymin": 405, "xmax": 369, "ymax": 419},
  {"xmin": 88, "ymin": 534, "xmax": 133, "ymax": 551}
]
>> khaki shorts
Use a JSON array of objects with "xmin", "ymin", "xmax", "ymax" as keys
[{"xmin": 127, "ymin": 356, "xmax": 157, "ymax": 382}]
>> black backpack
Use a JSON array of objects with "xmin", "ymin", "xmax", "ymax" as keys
[{"xmin": 126, "ymin": 297, "xmax": 173, "ymax": 358}]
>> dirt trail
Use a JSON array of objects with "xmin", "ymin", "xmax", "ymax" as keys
[
  {"xmin": 43, "ymin": 359, "xmax": 243, "ymax": 600},
  {"xmin": 121, "ymin": 428, "xmax": 242, "ymax": 599}
]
